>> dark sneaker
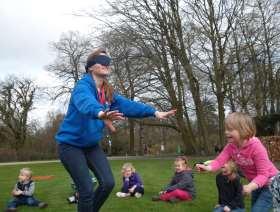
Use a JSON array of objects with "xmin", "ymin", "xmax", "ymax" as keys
[
  {"xmin": 5, "ymin": 208, "xmax": 17, "ymax": 212},
  {"xmin": 38, "ymin": 202, "xmax": 48, "ymax": 208},
  {"xmin": 152, "ymin": 195, "xmax": 161, "ymax": 201},
  {"xmin": 169, "ymin": 197, "xmax": 180, "ymax": 203}
]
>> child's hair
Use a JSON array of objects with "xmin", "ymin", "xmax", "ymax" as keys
[
  {"xmin": 225, "ymin": 160, "xmax": 238, "ymax": 174},
  {"xmin": 86, "ymin": 48, "xmax": 114, "ymax": 103},
  {"xmin": 20, "ymin": 167, "xmax": 32, "ymax": 179},
  {"xmin": 121, "ymin": 163, "xmax": 135, "ymax": 174},
  {"xmin": 225, "ymin": 112, "xmax": 256, "ymax": 140},
  {"xmin": 175, "ymin": 156, "xmax": 189, "ymax": 167}
]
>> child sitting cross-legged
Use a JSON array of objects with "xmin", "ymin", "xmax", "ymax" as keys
[
  {"xmin": 116, "ymin": 163, "xmax": 144, "ymax": 198},
  {"xmin": 152, "ymin": 156, "xmax": 196, "ymax": 203}
]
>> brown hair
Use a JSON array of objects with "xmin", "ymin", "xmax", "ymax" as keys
[
  {"xmin": 175, "ymin": 156, "xmax": 190, "ymax": 168},
  {"xmin": 225, "ymin": 112, "xmax": 256, "ymax": 140},
  {"xmin": 87, "ymin": 48, "xmax": 114, "ymax": 103}
]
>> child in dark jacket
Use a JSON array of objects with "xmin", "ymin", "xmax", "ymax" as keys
[
  {"xmin": 152, "ymin": 156, "xmax": 196, "ymax": 203},
  {"xmin": 5, "ymin": 168, "xmax": 47, "ymax": 212},
  {"xmin": 214, "ymin": 160, "xmax": 245, "ymax": 212},
  {"xmin": 116, "ymin": 163, "xmax": 144, "ymax": 198}
]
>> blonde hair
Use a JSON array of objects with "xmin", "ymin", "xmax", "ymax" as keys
[
  {"xmin": 121, "ymin": 163, "xmax": 135, "ymax": 174},
  {"xmin": 225, "ymin": 160, "xmax": 238, "ymax": 174},
  {"xmin": 225, "ymin": 112, "xmax": 256, "ymax": 140},
  {"xmin": 20, "ymin": 168, "xmax": 32, "ymax": 179},
  {"xmin": 87, "ymin": 48, "xmax": 114, "ymax": 103}
]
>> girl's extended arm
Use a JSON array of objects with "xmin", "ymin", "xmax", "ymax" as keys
[{"xmin": 196, "ymin": 144, "xmax": 232, "ymax": 172}]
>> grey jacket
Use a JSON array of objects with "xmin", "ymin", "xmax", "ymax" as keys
[{"xmin": 165, "ymin": 170, "xmax": 196, "ymax": 198}]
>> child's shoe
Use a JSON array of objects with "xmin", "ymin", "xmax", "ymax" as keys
[
  {"xmin": 152, "ymin": 195, "xmax": 161, "ymax": 201},
  {"xmin": 116, "ymin": 192, "xmax": 130, "ymax": 198},
  {"xmin": 38, "ymin": 202, "xmax": 48, "ymax": 208},
  {"xmin": 134, "ymin": 192, "xmax": 142, "ymax": 198}
]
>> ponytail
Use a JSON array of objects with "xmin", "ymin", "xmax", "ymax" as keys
[{"xmin": 103, "ymin": 79, "xmax": 114, "ymax": 103}]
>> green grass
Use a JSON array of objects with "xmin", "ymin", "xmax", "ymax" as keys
[{"xmin": 0, "ymin": 159, "xmax": 251, "ymax": 211}]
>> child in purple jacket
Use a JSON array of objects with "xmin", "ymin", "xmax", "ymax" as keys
[{"xmin": 116, "ymin": 163, "xmax": 144, "ymax": 198}]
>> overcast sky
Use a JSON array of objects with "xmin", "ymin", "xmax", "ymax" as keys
[{"xmin": 0, "ymin": 0, "xmax": 105, "ymax": 125}]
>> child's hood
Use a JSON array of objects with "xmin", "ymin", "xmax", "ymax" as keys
[{"xmin": 240, "ymin": 137, "xmax": 260, "ymax": 149}]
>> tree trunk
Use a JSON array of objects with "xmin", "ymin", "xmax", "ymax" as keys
[{"xmin": 129, "ymin": 119, "xmax": 135, "ymax": 155}]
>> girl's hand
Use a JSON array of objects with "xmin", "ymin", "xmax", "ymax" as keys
[
  {"xmin": 129, "ymin": 185, "xmax": 136, "ymax": 193},
  {"xmin": 155, "ymin": 109, "xmax": 177, "ymax": 120},
  {"xmin": 124, "ymin": 177, "xmax": 129, "ymax": 181},
  {"xmin": 159, "ymin": 191, "xmax": 166, "ymax": 195},
  {"xmin": 195, "ymin": 164, "xmax": 212, "ymax": 172},
  {"xmin": 223, "ymin": 205, "xmax": 231, "ymax": 212},
  {"xmin": 243, "ymin": 183, "xmax": 258, "ymax": 195}
]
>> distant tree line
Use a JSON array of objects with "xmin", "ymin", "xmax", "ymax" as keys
[{"xmin": 0, "ymin": 0, "xmax": 279, "ymax": 161}]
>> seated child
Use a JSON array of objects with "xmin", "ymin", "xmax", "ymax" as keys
[
  {"xmin": 5, "ymin": 168, "xmax": 48, "ymax": 212},
  {"xmin": 214, "ymin": 160, "xmax": 245, "ymax": 212},
  {"xmin": 116, "ymin": 162, "xmax": 144, "ymax": 198},
  {"xmin": 152, "ymin": 156, "xmax": 196, "ymax": 203}
]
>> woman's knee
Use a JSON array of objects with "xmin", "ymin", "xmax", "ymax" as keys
[
  {"xmin": 101, "ymin": 177, "xmax": 115, "ymax": 192},
  {"xmin": 79, "ymin": 186, "xmax": 94, "ymax": 201}
]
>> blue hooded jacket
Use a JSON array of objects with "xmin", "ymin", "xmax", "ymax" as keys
[{"xmin": 55, "ymin": 73, "xmax": 156, "ymax": 147}]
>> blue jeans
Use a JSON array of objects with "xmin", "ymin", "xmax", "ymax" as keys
[
  {"xmin": 251, "ymin": 186, "xmax": 273, "ymax": 212},
  {"xmin": 213, "ymin": 205, "xmax": 245, "ymax": 212},
  {"xmin": 59, "ymin": 143, "xmax": 115, "ymax": 212},
  {"xmin": 7, "ymin": 196, "xmax": 40, "ymax": 208}
]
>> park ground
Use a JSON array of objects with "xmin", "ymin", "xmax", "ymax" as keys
[{"xmin": 0, "ymin": 158, "xmax": 251, "ymax": 212}]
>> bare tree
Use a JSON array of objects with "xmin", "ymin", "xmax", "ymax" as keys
[
  {"xmin": 0, "ymin": 76, "xmax": 36, "ymax": 155},
  {"xmin": 99, "ymin": 27, "xmax": 164, "ymax": 154},
  {"xmin": 185, "ymin": 0, "xmax": 245, "ymax": 146},
  {"xmin": 229, "ymin": 0, "xmax": 280, "ymax": 116},
  {"xmin": 46, "ymin": 31, "xmax": 94, "ymax": 100},
  {"xmin": 95, "ymin": 0, "xmax": 208, "ymax": 154}
]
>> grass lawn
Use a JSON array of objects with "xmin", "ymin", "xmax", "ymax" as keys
[{"xmin": 0, "ymin": 159, "xmax": 251, "ymax": 211}]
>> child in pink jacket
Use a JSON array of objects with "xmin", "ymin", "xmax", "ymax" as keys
[{"xmin": 196, "ymin": 112, "xmax": 279, "ymax": 212}]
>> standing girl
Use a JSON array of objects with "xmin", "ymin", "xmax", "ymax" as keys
[
  {"xmin": 196, "ymin": 112, "xmax": 279, "ymax": 212},
  {"xmin": 55, "ymin": 48, "xmax": 176, "ymax": 212}
]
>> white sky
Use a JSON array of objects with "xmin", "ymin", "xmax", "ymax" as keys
[{"xmin": 0, "ymin": 0, "xmax": 106, "ymax": 126}]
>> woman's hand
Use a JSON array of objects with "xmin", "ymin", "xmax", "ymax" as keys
[
  {"xmin": 155, "ymin": 109, "xmax": 177, "ymax": 119},
  {"xmin": 104, "ymin": 120, "xmax": 116, "ymax": 133},
  {"xmin": 98, "ymin": 110, "xmax": 125, "ymax": 133},
  {"xmin": 98, "ymin": 110, "xmax": 125, "ymax": 121}
]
